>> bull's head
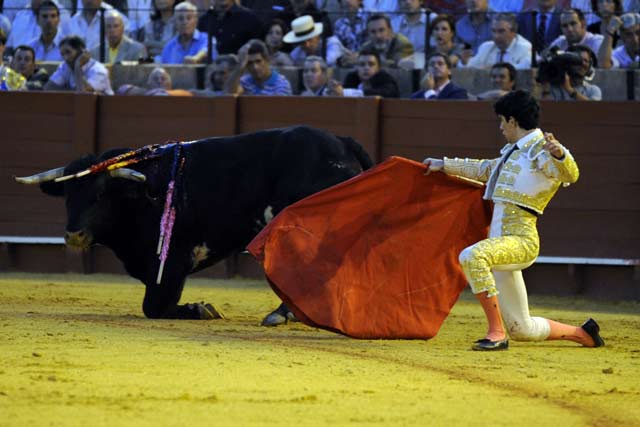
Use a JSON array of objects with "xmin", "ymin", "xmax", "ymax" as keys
[{"xmin": 15, "ymin": 151, "xmax": 148, "ymax": 250}]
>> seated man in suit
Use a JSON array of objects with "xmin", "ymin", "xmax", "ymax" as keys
[
  {"xmin": 410, "ymin": 52, "xmax": 468, "ymax": 99},
  {"xmin": 91, "ymin": 10, "xmax": 147, "ymax": 64}
]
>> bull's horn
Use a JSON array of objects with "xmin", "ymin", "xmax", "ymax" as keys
[
  {"xmin": 110, "ymin": 168, "xmax": 146, "ymax": 182},
  {"xmin": 14, "ymin": 167, "xmax": 66, "ymax": 184}
]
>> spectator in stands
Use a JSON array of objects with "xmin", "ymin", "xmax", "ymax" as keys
[
  {"xmin": 325, "ymin": 47, "xmax": 400, "ymax": 97},
  {"xmin": 301, "ymin": 55, "xmax": 329, "ymax": 95},
  {"xmin": 587, "ymin": 0, "xmax": 623, "ymax": 47},
  {"xmin": 456, "ymin": 0, "xmax": 493, "ymax": 54},
  {"xmin": 517, "ymin": 0, "xmax": 563, "ymax": 54},
  {"xmin": 10, "ymin": 45, "xmax": 50, "ymax": 90},
  {"xmin": 549, "ymin": 8, "xmax": 604, "ymax": 53},
  {"xmin": 428, "ymin": 14, "xmax": 465, "ymax": 67},
  {"xmin": 334, "ymin": 0, "xmax": 368, "ymax": 62},
  {"xmin": 277, "ymin": 0, "xmax": 334, "ymax": 37},
  {"xmin": 410, "ymin": 52, "xmax": 468, "ymax": 99},
  {"xmin": 44, "ymin": 35, "xmax": 114, "ymax": 94},
  {"xmin": 117, "ymin": 66, "xmax": 194, "ymax": 95},
  {"xmin": 284, "ymin": 15, "xmax": 348, "ymax": 66},
  {"xmin": 429, "ymin": 0, "xmax": 467, "ymax": 17},
  {"xmin": 91, "ymin": 10, "xmax": 147, "ymax": 63},
  {"xmin": 127, "ymin": 0, "xmax": 152, "ymax": 39},
  {"xmin": 488, "ymin": 0, "xmax": 524, "ymax": 12},
  {"xmin": 462, "ymin": 13, "xmax": 532, "ymax": 69},
  {"xmin": 540, "ymin": 44, "xmax": 602, "ymax": 99},
  {"xmin": 160, "ymin": 2, "xmax": 210, "ymax": 64},
  {"xmin": 242, "ymin": 0, "xmax": 291, "ymax": 24},
  {"xmin": 28, "ymin": 0, "xmax": 64, "ymax": 61},
  {"xmin": 598, "ymin": 12, "xmax": 639, "ymax": 67},
  {"xmin": 142, "ymin": 0, "xmax": 177, "ymax": 61},
  {"xmin": 208, "ymin": 53, "xmax": 237, "ymax": 93},
  {"xmin": 63, "ymin": 0, "xmax": 122, "ymax": 50},
  {"xmin": 225, "ymin": 39, "xmax": 292, "ymax": 95},
  {"xmin": 392, "ymin": 0, "xmax": 431, "ymax": 54},
  {"xmin": 265, "ymin": 18, "xmax": 294, "ymax": 66},
  {"xmin": 197, "ymin": 0, "xmax": 263, "ymax": 56},
  {"xmin": 475, "ymin": 61, "xmax": 516, "ymax": 99},
  {"xmin": 7, "ymin": 0, "xmax": 68, "ymax": 51},
  {"xmin": 360, "ymin": 13, "xmax": 414, "ymax": 67},
  {"xmin": 0, "ymin": 29, "xmax": 27, "ymax": 90}
]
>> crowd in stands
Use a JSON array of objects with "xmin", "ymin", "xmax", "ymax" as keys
[{"xmin": 0, "ymin": 0, "xmax": 638, "ymax": 99}]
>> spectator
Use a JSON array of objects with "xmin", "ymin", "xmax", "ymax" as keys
[
  {"xmin": 475, "ymin": 61, "xmax": 516, "ymax": 99},
  {"xmin": 10, "ymin": 45, "xmax": 49, "ymax": 90},
  {"xmin": 598, "ymin": 12, "xmax": 640, "ymax": 68},
  {"xmin": 197, "ymin": 0, "xmax": 264, "ymax": 56},
  {"xmin": 117, "ymin": 66, "xmax": 193, "ymax": 95},
  {"xmin": 242, "ymin": 0, "xmax": 291, "ymax": 24},
  {"xmin": 428, "ymin": 14, "xmax": 465, "ymax": 67},
  {"xmin": 334, "ymin": 0, "xmax": 368, "ymax": 60},
  {"xmin": 325, "ymin": 47, "xmax": 400, "ymax": 97},
  {"xmin": 587, "ymin": 0, "xmax": 623, "ymax": 46},
  {"xmin": 44, "ymin": 35, "xmax": 114, "ymax": 94},
  {"xmin": 0, "ymin": 29, "xmax": 27, "ymax": 90},
  {"xmin": 410, "ymin": 52, "xmax": 468, "ymax": 99},
  {"xmin": 301, "ymin": 55, "xmax": 329, "ymax": 95},
  {"xmin": 488, "ymin": 0, "xmax": 524, "ymax": 12},
  {"xmin": 160, "ymin": 2, "xmax": 210, "ymax": 64},
  {"xmin": 207, "ymin": 53, "xmax": 237, "ymax": 94},
  {"xmin": 265, "ymin": 18, "xmax": 294, "ymax": 66},
  {"xmin": 517, "ymin": 0, "xmax": 563, "ymax": 54},
  {"xmin": 428, "ymin": 0, "xmax": 467, "ymax": 18},
  {"xmin": 456, "ymin": 0, "xmax": 493, "ymax": 54},
  {"xmin": 224, "ymin": 39, "xmax": 292, "ymax": 95},
  {"xmin": 360, "ymin": 13, "xmax": 414, "ymax": 67},
  {"xmin": 549, "ymin": 8, "xmax": 604, "ymax": 52},
  {"xmin": 142, "ymin": 0, "xmax": 177, "ymax": 61},
  {"xmin": 277, "ymin": 0, "xmax": 334, "ymax": 37},
  {"xmin": 392, "ymin": 0, "xmax": 431, "ymax": 54},
  {"xmin": 284, "ymin": 15, "xmax": 348, "ymax": 66},
  {"xmin": 63, "ymin": 0, "xmax": 123, "ymax": 50},
  {"xmin": 540, "ymin": 44, "xmax": 601, "ymax": 100},
  {"xmin": 28, "ymin": 0, "xmax": 65, "ymax": 61},
  {"xmin": 462, "ymin": 13, "xmax": 532, "ymax": 69},
  {"xmin": 127, "ymin": 0, "xmax": 152, "ymax": 39},
  {"xmin": 7, "ymin": 0, "xmax": 69, "ymax": 51},
  {"xmin": 91, "ymin": 10, "xmax": 147, "ymax": 63}
]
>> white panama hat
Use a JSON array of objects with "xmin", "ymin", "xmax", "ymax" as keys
[{"xmin": 283, "ymin": 15, "xmax": 323, "ymax": 44}]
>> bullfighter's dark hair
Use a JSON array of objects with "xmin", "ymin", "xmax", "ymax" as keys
[
  {"xmin": 493, "ymin": 90, "xmax": 539, "ymax": 130},
  {"xmin": 367, "ymin": 13, "xmax": 392, "ymax": 29},
  {"xmin": 60, "ymin": 35, "xmax": 87, "ymax": 51}
]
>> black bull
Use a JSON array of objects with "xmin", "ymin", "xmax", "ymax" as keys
[{"xmin": 16, "ymin": 126, "xmax": 373, "ymax": 320}]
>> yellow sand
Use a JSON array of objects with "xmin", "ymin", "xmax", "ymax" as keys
[{"xmin": 0, "ymin": 273, "xmax": 639, "ymax": 427}]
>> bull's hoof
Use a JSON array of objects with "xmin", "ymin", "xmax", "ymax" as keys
[
  {"xmin": 197, "ymin": 302, "xmax": 225, "ymax": 320},
  {"xmin": 261, "ymin": 303, "xmax": 298, "ymax": 326}
]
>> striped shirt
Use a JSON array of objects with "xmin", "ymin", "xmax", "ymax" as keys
[{"xmin": 240, "ymin": 70, "xmax": 292, "ymax": 96}]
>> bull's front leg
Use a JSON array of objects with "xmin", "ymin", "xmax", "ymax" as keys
[{"xmin": 141, "ymin": 269, "xmax": 224, "ymax": 320}]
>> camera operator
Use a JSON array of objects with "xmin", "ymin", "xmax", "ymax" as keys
[{"xmin": 536, "ymin": 45, "xmax": 601, "ymax": 101}]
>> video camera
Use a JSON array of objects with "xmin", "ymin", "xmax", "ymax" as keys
[{"xmin": 536, "ymin": 47, "xmax": 583, "ymax": 86}]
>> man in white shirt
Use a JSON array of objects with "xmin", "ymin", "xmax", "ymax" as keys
[
  {"xmin": 549, "ymin": 8, "xmax": 604, "ymax": 53},
  {"xmin": 28, "ymin": 0, "xmax": 65, "ymax": 60},
  {"xmin": 597, "ymin": 12, "xmax": 640, "ymax": 68},
  {"xmin": 6, "ymin": 0, "xmax": 69, "ymax": 50},
  {"xmin": 44, "ymin": 35, "xmax": 113, "ymax": 94},
  {"xmin": 62, "ymin": 0, "xmax": 122, "ymax": 50},
  {"xmin": 462, "ymin": 13, "xmax": 533, "ymax": 69},
  {"xmin": 391, "ymin": 0, "xmax": 433, "ymax": 54}
]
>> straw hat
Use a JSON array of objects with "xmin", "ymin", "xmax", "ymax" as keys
[{"xmin": 283, "ymin": 15, "xmax": 323, "ymax": 44}]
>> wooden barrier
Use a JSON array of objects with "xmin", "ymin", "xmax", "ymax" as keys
[{"xmin": 2, "ymin": 93, "xmax": 639, "ymax": 299}]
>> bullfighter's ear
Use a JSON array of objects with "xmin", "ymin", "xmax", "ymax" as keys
[{"xmin": 39, "ymin": 181, "xmax": 64, "ymax": 197}]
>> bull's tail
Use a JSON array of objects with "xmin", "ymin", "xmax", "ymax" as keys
[{"xmin": 340, "ymin": 136, "xmax": 374, "ymax": 171}]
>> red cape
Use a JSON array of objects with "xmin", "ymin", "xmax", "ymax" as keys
[{"xmin": 248, "ymin": 157, "xmax": 491, "ymax": 339}]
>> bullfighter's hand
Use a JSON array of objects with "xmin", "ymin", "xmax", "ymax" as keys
[
  {"xmin": 543, "ymin": 132, "xmax": 564, "ymax": 159},
  {"xmin": 423, "ymin": 158, "xmax": 444, "ymax": 175}
]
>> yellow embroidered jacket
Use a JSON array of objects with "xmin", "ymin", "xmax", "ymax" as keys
[{"xmin": 442, "ymin": 129, "xmax": 579, "ymax": 215}]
